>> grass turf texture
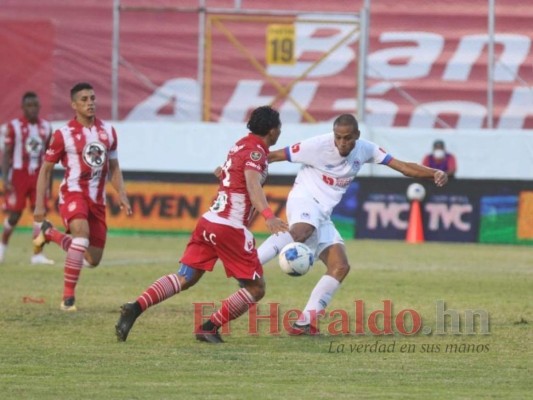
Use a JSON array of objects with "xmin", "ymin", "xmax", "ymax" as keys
[{"xmin": 0, "ymin": 234, "xmax": 531, "ymax": 399}]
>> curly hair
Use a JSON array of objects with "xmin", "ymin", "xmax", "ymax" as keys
[{"xmin": 247, "ymin": 106, "xmax": 281, "ymax": 136}]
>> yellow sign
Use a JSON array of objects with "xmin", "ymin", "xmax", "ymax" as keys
[
  {"xmin": 266, "ymin": 24, "xmax": 295, "ymax": 65},
  {"xmin": 8, "ymin": 180, "xmax": 291, "ymax": 235}
]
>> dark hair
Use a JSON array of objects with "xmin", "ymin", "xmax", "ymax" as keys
[
  {"xmin": 433, "ymin": 140, "xmax": 445, "ymax": 149},
  {"xmin": 70, "ymin": 82, "xmax": 93, "ymax": 100},
  {"xmin": 22, "ymin": 91, "xmax": 38, "ymax": 104},
  {"xmin": 333, "ymin": 114, "xmax": 359, "ymax": 133},
  {"xmin": 247, "ymin": 106, "xmax": 281, "ymax": 136}
]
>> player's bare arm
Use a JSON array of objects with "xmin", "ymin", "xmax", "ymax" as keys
[
  {"xmin": 244, "ymin": 169, "xmax": 288, "ymax": 234},
  {"xmin": 387, "ymin": 158, "xmax": 448, "ymax": 187},
  {"xmin": 33, "ymin": 161, "xmax": 55, "ymax": 222},
  {"xmin": 108, "ymin": 158, "xmax": 132, "ymax": 215},
  {"xmin": 267, "ymin": 149, "xmax": 288, "ymax": 163},
  {"xmin": 44, "ymin": 128, "xmax": 54, "ymax": 195},
  {"xmin": 2, "ymin": 143, "xmax": 14, "ymax": 192}
]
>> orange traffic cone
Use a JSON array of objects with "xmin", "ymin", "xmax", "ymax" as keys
[{"xmin": 406, "ymin": 200, "xmax": 424, "ymax": 244}]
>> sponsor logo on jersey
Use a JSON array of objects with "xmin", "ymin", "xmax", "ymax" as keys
[
  {"xmin": 250, "ymin": 151, "xmax": 262, "ymax": 161},
  {"xmin": 82, "ymin": 142, "xmax": 107, "ymax": 168},
  {"xmin": 245, "ymin": 161, "xmax": 261, "ymax": 170},
  {"xmin": 301, "ymin": 212, "xmax": 311, "ymax": 220}
]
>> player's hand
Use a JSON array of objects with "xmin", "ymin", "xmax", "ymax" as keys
[
  {"xmin": 265, "ymin": 217, "xmax": 289, "ymax": 234},
  {"xmin": 434, "ymin": 170, "xmax": 448, "ymax": 187},
  {"xmin": 214, "ymin": 166, "xmax": 222, "ymax": 179},
  {"xmin": 119, "ymin": 193, "xmax": 133, "ymax": 215}
]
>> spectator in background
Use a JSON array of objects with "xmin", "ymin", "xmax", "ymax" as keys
[
  {"xmin": 0, "ymin": 92, "xmax": 54, "ymax": 265},
  {"xmin": 422, "ymin": 140, "xmax": 457, "ymax": 178}
]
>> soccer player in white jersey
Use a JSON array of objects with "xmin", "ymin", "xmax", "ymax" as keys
[
  {"xmin": 258, "ymin": 114, "xmax": 448, "ymax": 335},
  {"xmin": 0, "ymin": 92, "xmax": 54, "ymax": 264},
  {"xmin": 33, "ymin": 82, "xmax": 132, "ymax": 311}
]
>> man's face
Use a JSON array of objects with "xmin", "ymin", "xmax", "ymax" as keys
[
  {"xmin": 71, "ymin": 89, "xmax": 96, "ymax": 119},
  {"xmin": 22, "ymin": 97, "xmax": 40, "ymax": 122},
  {"xmin": 334, "ymin": 123, "xmax": 359, "ymax": 157},
  {"xmin": 269, "ymin": 124, "xmax": 282, "ymax": 146}
]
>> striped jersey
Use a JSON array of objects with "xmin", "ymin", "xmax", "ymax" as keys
[
  {"xmin": 44, "ymin": 118, "xmax": 118, "ymax": 205},
  {"xmin": 4, "ymin": 117, "xmax": 52, "ymax": 175},
  {"xmin": 206, "ymin": 133, "xmax": 269, "ymax": 227}
]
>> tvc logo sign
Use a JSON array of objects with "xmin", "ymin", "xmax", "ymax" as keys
[{"xmin": 363, "ymin": 198, "xmax": 473, "ymax": 232}]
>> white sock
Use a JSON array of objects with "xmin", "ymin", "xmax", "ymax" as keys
[
  {"xmin": 298, "ymin": 275, "xmax": 340, "ymax": 325},
  {"xmin": 257, "ymin": 231, "xmax": 293, "ymax": 265}
]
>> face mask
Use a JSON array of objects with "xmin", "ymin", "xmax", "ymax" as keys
[{"xmin": 433, "ymin": 149, "xmax": 445, "ymax": 159}]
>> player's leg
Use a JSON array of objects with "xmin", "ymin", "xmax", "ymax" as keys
[
  {"xmin": 0, "ymin": 211, "xmax": 22, "ymax": 262},
  {"xmin": 196, "ymin": 224, "xmax": 263, "ymax": 343},
  {"xmin": 116, "ymin": 217, "xmax": 217, "ymax": 342},
  {"xmin": 60, "ymin": 217, "xmax": 90, "ymax": 311},
  {"xmin": 196, "ymin": 277, "xmax": 264, "ymax": 344},
  {"xmin": 291, "ymin": 223, "xmax": 348, "ymax": 335},
  {"xmin": 0, "ymin": 173, "xmax": 25, "ymax": 262},
  {"xmin": 33, "ymin": 220, "xmax": 72, "ymax": 253},
  {"xmin": 115, "ymin": 265, "xmax": 206, "ymax": 342},
  {"xmin": 256, "ymin": 192, "xmax": 318, "ymax": 265},
  {"xmin": 28, "ymin": 174, "xmax": 54, "ymax": 264}
]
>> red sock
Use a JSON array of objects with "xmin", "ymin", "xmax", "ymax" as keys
[
  {"xmin": 2, "ymin": 219, "xmax": 14, "ymax": 244},
  {"xmin": 210, "ymin": 288, "xmax": 255, "ymax": 327},
  {"xmin": 137, "ymin": 274, "xmax": 181, "ymax": 311},
  {"xmin": 63, "ymin": 237, "xmax": 89, "ymax": 299},
  {"xmin": 47, "ymin": 227, "xmax": 71, "ymax": 252}
]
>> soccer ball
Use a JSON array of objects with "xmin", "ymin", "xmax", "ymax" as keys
[
  {"xmin": 279, "ymin": 242, "xmax": 314, "ymax": 277},
  {"xmin": 406, "ymin": 183, "xmax": 426, "ymax": 201}
]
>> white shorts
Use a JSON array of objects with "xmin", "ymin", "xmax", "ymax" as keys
[{"xmin": 286, "ymin": 190, "xmax": 344, "ymax": 258}]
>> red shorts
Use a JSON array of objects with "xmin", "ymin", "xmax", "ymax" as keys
[
  {"xmin": 3, "ymin": 169, "xmax": 39, "ymax": 212},
  {"xmin": 59, "ymin": 192, "xmax": 107, "ymax": 248},
  {"xmin": 180, "ymin": 217, "xmax": 263, "ymax": 280}
]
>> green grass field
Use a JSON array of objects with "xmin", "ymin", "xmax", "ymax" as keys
[{"xmin": 0, "ymin": 233, "xmax": 531, "ymax": 399}]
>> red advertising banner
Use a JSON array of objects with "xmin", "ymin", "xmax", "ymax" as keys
[{"xmin": 0, "ymin": 0, "xmax": 531, "ymax": 128}]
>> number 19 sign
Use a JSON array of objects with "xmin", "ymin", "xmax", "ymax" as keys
[{"xmin": 266, "ymin": 24, "xmax": 295, "ymax": 65}]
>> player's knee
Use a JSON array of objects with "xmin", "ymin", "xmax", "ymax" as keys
[
  {"xmin": 241, "ymin": 279, "xmax": 265, "ymax": 301},
  {"xmin": 328, "ymin": 261, "xmax": 350, "ymax": 281},
  {"xmin": 8, "ymin": 212, "xmax": 22, "ymax": 226},
  {"xmin": 177, "ymin": 264, "xmax": 201, "ymax": 290},
  {"xmin": 290, "ymin": 223, "xmax": 315, "ymax": 243}
]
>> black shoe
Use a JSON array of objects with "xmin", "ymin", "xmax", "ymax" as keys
[
  {"xmin": 195, "ymin": 330, "xmax": 225, "ymax": 344},
  {"xmin": 60, "ymin": 296, "xmax": 77, "ymax": 312},
  {"xmin": 115, "ymin": 302, "xmax": 141, "ymax": 342},
  {"xmin": 33, "ymin": 220, "xmax": 53, "ymax": 253},
  {"xmin": 288, "ymin": 322, "xmax": 321, "ymax": 336}
]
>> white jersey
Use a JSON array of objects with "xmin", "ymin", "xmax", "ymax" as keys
[{"xmin": 285, "ymin": 133, "xmax": 392, "ymax": 212}]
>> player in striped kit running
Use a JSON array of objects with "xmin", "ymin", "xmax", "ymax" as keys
[
  {"xmin": 115, "ymin": 105, "xmax": 287, "ymax": 344},
  {"xmin": 0, "ymin": 92, "xmax": 54, "ymax": 265},
  {"xmin": 33, "ymin": 82, "xmax": 132, "ymax": 311}
]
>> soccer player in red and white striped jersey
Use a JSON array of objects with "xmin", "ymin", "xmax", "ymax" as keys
[
  {"xmin": 33, "ymin": 82, "xmax": 132, "ymax": 312},
  {"xmin": 115, "ymin": 106, "xmax": 288, "ymax": 343},
  {"xmin": 0, "ymin": 92, "xmax": 54, "ymax": 265}
]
